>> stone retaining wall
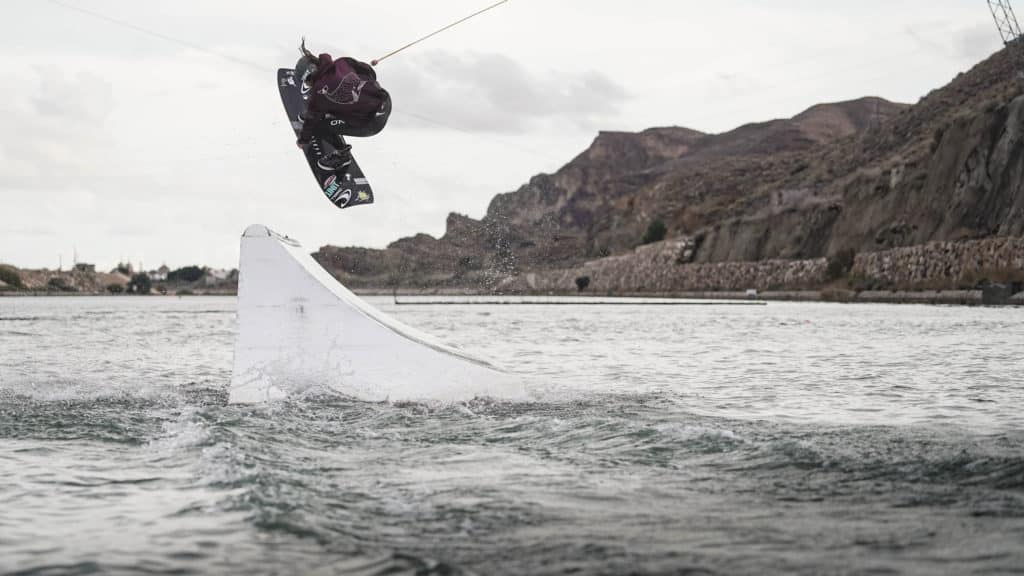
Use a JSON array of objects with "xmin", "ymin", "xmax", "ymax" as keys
[
  {"xmin": 851, "ymin": 237, "xmax": 1024, "ymax": 287},
  {"xmin": 531, "ymin": 240, "xmax": 828, "ymax": 292},
  {"xmin": 528, "ymin": 236, "xmax": 1024, "ymax": 293}
]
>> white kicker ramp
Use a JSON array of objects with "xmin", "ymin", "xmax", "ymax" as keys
[{"xmin": 230, "ymin": 225, "xmax": 526, "ymax": 404}]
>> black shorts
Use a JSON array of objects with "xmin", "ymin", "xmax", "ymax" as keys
[{"xmin": 320, "ymin": 90, "xmax": 392, "ymax": 139}]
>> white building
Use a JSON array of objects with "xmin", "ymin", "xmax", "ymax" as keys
[{"xmin": 204, "ymin": 268, "xmax": 232, "ymax": 286}]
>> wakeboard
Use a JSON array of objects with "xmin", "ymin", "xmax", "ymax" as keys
[{"xmin": 277, "ymin": 68, "xmax": 374, "ymax": 210}]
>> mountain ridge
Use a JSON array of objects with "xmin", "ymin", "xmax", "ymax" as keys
[{"xmin": 314, "ymin": 46, "xmax": 1024, "ymax": 291}]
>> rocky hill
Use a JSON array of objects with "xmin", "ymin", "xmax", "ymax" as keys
[{"xmin": 315, "ymin": 45, "xmax": 1024, "ymax": 292}]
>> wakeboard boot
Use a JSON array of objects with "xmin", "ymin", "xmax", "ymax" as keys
[{"xmin": 316, "ymin": 144, "xmax": 353, "ymax": 173}]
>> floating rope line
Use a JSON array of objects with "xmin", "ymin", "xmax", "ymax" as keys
[
  {"xmin": 371, "ymin": 0, "xmax": 511, "ymax": 66},
  {"xmin": 47, "ymin": 0, "xmax": 267, "ymax": 72}
]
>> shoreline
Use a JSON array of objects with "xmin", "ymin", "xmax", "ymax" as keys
[
  {"xmin": 357, "ymin": 288, "xmax": 1024, "ymax": 306},
  {"xmin": 0, "ymin": 290, "xmax": 237, "ymax": 298},
  {"xmin": 3, "ymin": 289, "xmax": 1022, "ymax": 306}
]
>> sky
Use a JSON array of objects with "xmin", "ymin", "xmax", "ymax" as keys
[{"xmin": 0, "ymin": 0, "xmax": 1006, "ymax": 271}]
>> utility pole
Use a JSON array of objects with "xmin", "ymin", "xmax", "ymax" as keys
[{"xmin": 989, "ymin": 0, "xmax": 1023, "ymax": 45}]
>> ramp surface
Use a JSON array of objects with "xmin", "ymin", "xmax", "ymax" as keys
[{"xmin": 230, "ymin": 225, "xmax": 526, "ymax": 404}]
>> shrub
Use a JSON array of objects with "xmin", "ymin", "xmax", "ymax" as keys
[
  {"xmin": 168, "ymin": 266, "xmax": 206, "ymax": 283},
  {"xmin": 128, "ymin": 273, "xmax": 152, "ymax": 295},
  {"xmin": 0, "ymin": 265, "xmax": 23, "ymax": 289},
  {"xmin": 826, "ymin": 248, "xmax": 857, "ymax": 280},
  {"xmin": 106, "ymin": 283, "xmax": 125, "ymax": 294},
  {"xmin": 575, "ymin": 276, "xmax": 591, "ymax": 292},
  {"xmin": 930, "ymin": 126, "xmax": 945, "ymax": 153},
  {"xmin": 642, "ymin": 219, "xmax": 667, "ymax": 245}
]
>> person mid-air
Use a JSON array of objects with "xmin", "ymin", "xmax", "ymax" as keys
[{"xmin": 294, "ymin": 39, "xmax": 392, "ymax": 174}]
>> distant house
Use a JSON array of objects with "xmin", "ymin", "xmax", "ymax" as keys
[
  {"xmin": 73, "ymin": 263, "xmax": 96, "ymax": 274},
  {"xmin": 204, "ymin": 268, "xmax": 232, "ymax": 287}
]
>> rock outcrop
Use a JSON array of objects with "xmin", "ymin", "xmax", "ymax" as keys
[{"xmin": 315, "ymin": 45, "xmax": 1024, "ymax": 293}]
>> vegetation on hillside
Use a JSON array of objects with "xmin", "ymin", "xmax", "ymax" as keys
[
  {"xmin": 128, "ymin": 273, "xmax": 152, "ymax": 295},
  {"xmin": 0, "ymin": 265, "xmax": 23, "ymax": 289},
  {"xmin": 168, "ymin": 266, "xmax": 206, "ymax": 283},
  {"xmin": 642, "ymin": 220, "xmax": 667, "ymax": 245}
]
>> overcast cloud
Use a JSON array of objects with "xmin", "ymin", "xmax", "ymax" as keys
[
  {"xmin": 387, "ymin": 52, "xmax": 630, "ymax": 132},
  {"xmin": 0, "ymin": 0, "xmax": 1005, "ymax": 271}
]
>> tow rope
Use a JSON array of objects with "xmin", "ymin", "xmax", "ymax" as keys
[{"xmin": 372, "ymin": 0, "xmax": 511, "ymax": 66}]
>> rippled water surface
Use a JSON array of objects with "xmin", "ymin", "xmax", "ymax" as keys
[{"xmin": 1, "ymin": 296, "xmax": 1023, "ymax": 575}]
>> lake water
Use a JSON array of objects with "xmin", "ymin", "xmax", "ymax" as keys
[{"xmin": 1, "ymin": 296, "xmax": 1022, "ymax": 575}]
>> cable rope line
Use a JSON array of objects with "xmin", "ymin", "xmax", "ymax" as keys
[
  {"xmin": 371, "ymin": 0, "xmax": 511, "ymax": 66},
  {"xmin": 42, "ymin": 0, "xmax": 983, "ymax": 168},
  {"xmin": 44, "ymin": 0, "xmax": 565, "ymax": 165},
  {"xmin": 47, "ymin": 0, "xmax": 267, "ymax": 72}
]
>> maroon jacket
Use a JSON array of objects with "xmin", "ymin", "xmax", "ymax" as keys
[{"xmin": 300, "ymin": 54, "xmax": 390, "ymax": 142}]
